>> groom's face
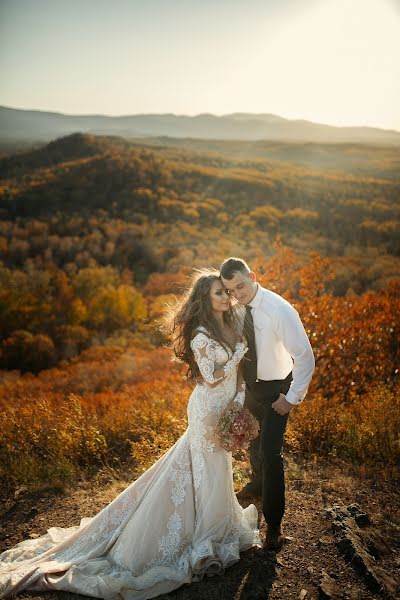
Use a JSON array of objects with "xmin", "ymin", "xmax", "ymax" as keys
[{"xmin": 221, "ymin": 271, "xmax": 257, "ymax": 305}]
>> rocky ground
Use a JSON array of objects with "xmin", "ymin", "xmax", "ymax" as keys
[{"xmin": 0, "ymin": 456, "xmax": 398, "ymax": 600}]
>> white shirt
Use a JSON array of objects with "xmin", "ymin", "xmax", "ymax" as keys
[{"xmin": 247, "ymin": 283, "xmax": 315, "ymax": 405}]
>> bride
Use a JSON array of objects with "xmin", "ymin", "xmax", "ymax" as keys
[{"xmin": 0, "ymin": 269, "xmax": 260, "ymax": 600}]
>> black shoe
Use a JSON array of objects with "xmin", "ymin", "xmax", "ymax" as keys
[
  {"xmin": 236, "ymin": 482, "xmax": 262, "ymax": 499},
  {"xmin": 262, "ymin": 525, "xmax": 285, "ymax": 551}
]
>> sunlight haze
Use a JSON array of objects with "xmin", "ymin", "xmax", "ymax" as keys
[{"xmin": 0, "ymin": 0, "xmax": 399, "ymax": 130}]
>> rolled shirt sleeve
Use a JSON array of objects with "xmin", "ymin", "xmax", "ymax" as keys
[{"xmin": 273, "ymin": 303, "xmax": 315, "ymax": 405}]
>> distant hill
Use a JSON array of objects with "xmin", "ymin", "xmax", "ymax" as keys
[
  {"xmin": 1, "ymin": 106, "xmax": 400, "ymax": 146},
  {"xmin": 0, "ymin": 132, "xmax": 399, "ymax": 262},
  {"xmin": 2, "ymin": 132, "xmax": 400, "ymax": 180}
]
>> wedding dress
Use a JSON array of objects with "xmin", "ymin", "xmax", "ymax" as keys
[{"xmin": 0, "ymin": 328, "xmax": 260, "ymax": 600}]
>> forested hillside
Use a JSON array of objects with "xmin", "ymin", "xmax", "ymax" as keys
[
  {"xmin": 1, "ymin": 133, "xmax": 399, "ymax": 276},
  {"xmin": 0, "ymin": 133, "xmax": 398, "ymax": 500}
]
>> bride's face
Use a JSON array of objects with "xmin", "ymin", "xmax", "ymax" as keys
[{"xmin": 209, "ymin": 280, "xmax": 230, "ymax": 313}]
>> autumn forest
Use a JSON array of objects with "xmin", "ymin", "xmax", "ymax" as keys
[{"xmin": 0, "ymin": 133, "xmax": 399, "ymax": 496}]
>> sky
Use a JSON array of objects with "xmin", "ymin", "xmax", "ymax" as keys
[{"xmin": 1, "ymin": 0, "xmax": 400, "ymax": 131}]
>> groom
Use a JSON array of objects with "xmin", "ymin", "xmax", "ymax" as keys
[{"xmin": 220, "ymin": 257, "xmax": 315, "ymax": 551}]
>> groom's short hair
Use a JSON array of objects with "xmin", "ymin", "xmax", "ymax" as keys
[{"xmin": 220, "ymin": 257, "xmax": 251, "ymax": 280}]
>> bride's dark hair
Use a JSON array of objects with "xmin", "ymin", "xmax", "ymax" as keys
[{"xmin": 163, "ymin": 268, "xmax": 242, "ymax": 381}]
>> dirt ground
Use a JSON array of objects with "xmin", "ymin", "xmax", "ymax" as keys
[{"xmin": 0, "ymin": 456, "xmax": 398, "ymax": 600}]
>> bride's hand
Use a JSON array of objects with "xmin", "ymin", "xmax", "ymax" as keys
[
  {"xmin": 226, "ymin": 343, "xmax": 248, "ymax": 369},
  {"xmin": 234, "ymin": 341, "xmax": 248, "ymax": 356}
]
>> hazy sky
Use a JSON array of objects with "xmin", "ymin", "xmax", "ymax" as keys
[{"xmin": 1, "ymin": 0, "xmax": 400, "ymax": 130}]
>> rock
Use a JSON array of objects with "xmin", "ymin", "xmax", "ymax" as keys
[
  {"xmin": 354, "ymin": 512, "xmax": 372, "ymax": 527},
  {"xmin": 14, "ymin": 486, "xmax": 28, "ymax": 498},
  {"xmin": 346, "ymin": 503, "xmax": 362, "ymax": 515},
  {"xmin": 299, "ymin": 589, "xmax": 308, "ymax": 599},
  {"xmin": 318, "ymin": 534, "xmax": 334, "ymax": 545},
  {"xmin": 319, "ymin": 569, "xmax": 338, "ymax": 598},
  {"xmin": 324, "ymin": 503, "xmax": 397, "ymax": 598}
]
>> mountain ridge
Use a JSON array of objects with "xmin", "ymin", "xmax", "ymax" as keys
[{"xmin": 2, "ymin": 105, "xmax": 400, "ymax": 145}]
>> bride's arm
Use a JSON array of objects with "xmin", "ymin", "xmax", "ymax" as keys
[
  {"xmin": 231, "ymin": 362, "xmax": 246, "ymax": 407},
  {"xmin": 237, "ymin": 362, "xmax": 244, "ymax": 390},
  {"xmin": 190, "ymin": 332, "xmax": 247, "ymax": 388}
]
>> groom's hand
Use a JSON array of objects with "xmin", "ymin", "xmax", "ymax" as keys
[{"xmin": 272, "ymin": 393, "xmax": 294, "ymax": 416}]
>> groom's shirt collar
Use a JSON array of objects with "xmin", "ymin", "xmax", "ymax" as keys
[{"xmin": 247, "ymin": 282, "xmax": 262, "ymax": 309}]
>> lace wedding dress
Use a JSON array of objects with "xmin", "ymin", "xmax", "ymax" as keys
[{"xmin": 0, "ymin": 328, "xmax": 260, "ymax": 600}]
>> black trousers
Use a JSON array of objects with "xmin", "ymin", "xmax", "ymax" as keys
[{"xmin": 244, "ymin": 371, "xmax": 293, "ymax": 528}]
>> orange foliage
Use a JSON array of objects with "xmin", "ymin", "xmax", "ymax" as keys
[
  {"xmin": 253, "ymin": 246, "xmax": 399, "ymax": 403},
  {"xmin": 252, "ymin": 246, "xmax": 399, "ymax": 467},
  {"xmin": 0, "ymin": 248, "xmax": 399, "ymax": 496},
  {"xmin": 0, "ymin": 343, "xmax": 188, "ymax": 493},
  {"xmin": 142, "ymin": 270, "xmax": 189, "ymax": 298}
]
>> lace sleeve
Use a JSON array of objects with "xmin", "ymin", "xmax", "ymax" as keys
[
  {"xmin": 190, "ymin": 333, "xmax": 221, "ymax": 384},
  {"xmin": 190, "ymin": 332, "xmax": 248, "ymax": 385}
]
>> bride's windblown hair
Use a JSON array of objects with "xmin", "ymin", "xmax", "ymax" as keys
[{"xmin": 162, "ymin": 267, "xmax": 242, "ymax": 381}]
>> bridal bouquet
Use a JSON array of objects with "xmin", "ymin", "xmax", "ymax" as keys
[{"xmin": 216, "ymin": 403, "xmax": 260, "ymax": 452}]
